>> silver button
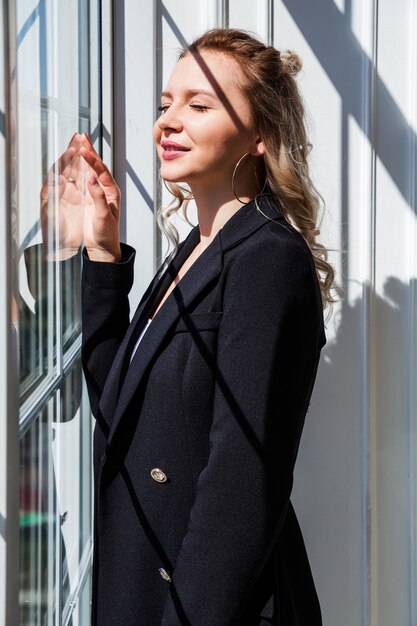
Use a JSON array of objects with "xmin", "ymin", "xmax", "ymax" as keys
[
  {"xmin": 150, "ymin": 467, "xmax": 168, "ymax": 483},
  {"xmin": 159, "ymin": 567, "xmax": 171, "ymax": 582}
]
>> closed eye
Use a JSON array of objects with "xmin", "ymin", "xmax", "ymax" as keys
[{"xmin": 190, "ymin": 104, "xmax": 208, "ymax": 112}]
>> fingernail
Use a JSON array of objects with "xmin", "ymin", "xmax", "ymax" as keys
[
  {"xmin": 83, "ymin": 132, "xmax": 93, "ymax": 145},
  {"xmin": 89, "ymin": 175, "xmax": 98, "ymax": 185}
]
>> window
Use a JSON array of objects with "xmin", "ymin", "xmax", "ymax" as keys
[{"xmin": 14, "ymin": 1, "xmax": 102, "ymax": 623}]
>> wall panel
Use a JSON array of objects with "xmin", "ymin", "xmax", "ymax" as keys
[
  {"xmin": 114, "ymin": 2, "xmax": 417, "ymax": 624},
  {"xmin": 113, "ymin": 0, "xmax": 157, "ymax": 308},
  {"xmin": 371, "ymin": 0, "xmax": 417, "ymax": 623},
  {"xmin": 273, "ymin": 2, "xmax": 374, "ymax": 625}
]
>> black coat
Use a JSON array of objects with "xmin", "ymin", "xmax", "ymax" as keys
[{"xmin": 81, "ymin": 193, "xmax": 326, "ymax": 626}]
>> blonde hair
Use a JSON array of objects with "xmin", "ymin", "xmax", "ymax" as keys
[{"xmin": 157, "ymin": 28, "xmax": 336, "ymax": 310}]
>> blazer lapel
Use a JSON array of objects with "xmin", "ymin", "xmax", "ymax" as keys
[
  {"xmin": 106, "ymin": 232, "xmax": 223, "ymax": 447},
  {"xmin": 104, "ymin": 193, "xmax": 285, "ymax": 449},
  {"xmin": 98, "ymin": 227, "xmax": 200, "ymax": 427}
]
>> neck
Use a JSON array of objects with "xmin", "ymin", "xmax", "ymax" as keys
[{"xmin": 190, "ymin": 185, "xmax": 254, "ymax": 249}]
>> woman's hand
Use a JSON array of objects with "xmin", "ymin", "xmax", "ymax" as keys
[
  {"xmin": 40, "ymin": 133, "xmax": 84, "ymax": 259},
  {"xmin": 79, "ymin": 133, "xmax": 122, "ymax": 263}
]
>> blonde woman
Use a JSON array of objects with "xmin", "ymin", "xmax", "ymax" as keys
[{"xmin": 79, "ymin": 28, "xmax": 334, "ymax": 626}]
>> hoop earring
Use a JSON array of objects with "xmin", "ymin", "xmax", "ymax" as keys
[
  {"xmin": 232, "ymin": 152, "xmax": 252, "ymax": 204},
  {"xmin": 232, "ymin": 152, "xmax": 267, "ymax": 203},
  {"xmin": 254, "ymin": 165, "xmax": 268, "ymax": 195}
]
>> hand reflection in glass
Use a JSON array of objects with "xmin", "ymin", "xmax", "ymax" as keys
[
  {"xmin": 40, "ymin": 132, "xmax": 121, "ymax": 263},
  {"xmin": 40, "ymin": 132, "xmax": 93, "ymax": 260}
]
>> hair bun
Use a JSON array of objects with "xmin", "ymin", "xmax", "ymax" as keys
[{"xmin": 279, "ymin": 50, "xmax": 302, "ymax": 77}]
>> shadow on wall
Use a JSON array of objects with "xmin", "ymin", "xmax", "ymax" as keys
[
  {"xmin": 283, "ymin": 0, "xmax": 416, "ymax": 211},
  {"xmin": 294, "ymin": 277, "xmax": 414, "ymax": 625}
]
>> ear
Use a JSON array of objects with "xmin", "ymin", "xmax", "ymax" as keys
[{"xmin": 251, "ymin": 137, "xmax": 265, "ymax": 157}]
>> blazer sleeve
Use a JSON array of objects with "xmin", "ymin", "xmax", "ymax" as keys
[
  {"xmin": 81, "ymin": 242, "xmax": 136, "ymax": 418},
  {"xmin": 160, "ymin": 233, "xmax": 325, "ymax": 626}
]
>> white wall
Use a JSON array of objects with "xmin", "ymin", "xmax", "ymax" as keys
[{"xmin": 114, "ymin": 1, "xmax": 417, "ymax": 625}]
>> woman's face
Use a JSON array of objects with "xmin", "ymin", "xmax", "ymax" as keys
[{"xmin": 153, "ymin": 51, "xmax": 263, "ymax": 189}]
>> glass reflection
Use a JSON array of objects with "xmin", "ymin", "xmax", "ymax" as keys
[
  {"xmin": 19, "ymin": 365, "xmax": 90, "ymax": 624},
  {"xmin": 19, "ymin": 134, "xmax": 86, "ymax": 403},
  {"xmin": 16, "ymin": 0, "xmax": 100, "ymax": 620},
  {"xmin": 19, "ymin": 399, "xmax": 70, "ymax": 624}
]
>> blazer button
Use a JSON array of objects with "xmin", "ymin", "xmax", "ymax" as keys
[
  {"xmin": 159, "ymin": 567, "xmax": 171, "ymax": 582},
  {"xmin": 150, "ymin": 467, "xmax": 168, "ymax": 483}
]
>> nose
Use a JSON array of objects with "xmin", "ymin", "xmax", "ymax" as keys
[{"xmin": 157, "ymin": 106, "xmax": 183, "ymax": 133}]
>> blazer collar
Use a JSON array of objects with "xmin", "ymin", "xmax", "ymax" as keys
[
  {"xmin": 102, "ymin": 193, "xmax": 284, "ymax": 449},
  {"xmin": 219, "ymin": 192, "xmax": 284, "ymax": 251}
]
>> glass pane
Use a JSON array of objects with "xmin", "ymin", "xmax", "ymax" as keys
[
  {"xmin": 19, "ymin": 398, "xmax": 67, "ymax": 625},
  {"xmin": 57, "ymin": 364, "xmax": 92, "ymax": 601},
  {"xmin": 19, "ymin": 377, "xmax": 93, "ymax": 625},
  {"xmin": 17, "ymin": 0, "xmax": 101, "ymax": 401},
  {"xmin": 70, "ymin": 568, "xmax": 92, "ymax": 626},
  {"xmin": 17, "ymin": 0, "xmax": 100, "ymax": 620}
]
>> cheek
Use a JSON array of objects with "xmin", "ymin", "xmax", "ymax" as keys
[{"xmin": 188, "ymin": 118, "xmax": 240, "ymax": 156}]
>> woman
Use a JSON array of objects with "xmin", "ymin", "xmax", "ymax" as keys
[{"xmin": 79, "ymin": 28, "xmax": 334, "ymax": 626}]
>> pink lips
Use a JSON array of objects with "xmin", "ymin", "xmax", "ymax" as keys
[{"xmin": 161, "ymin": 140, "xmax": 191, "ymax": 160}]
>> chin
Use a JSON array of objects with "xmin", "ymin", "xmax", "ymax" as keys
[{"xmin": 160, "ymin": 168, "xmax": 190, "ymax": 185}]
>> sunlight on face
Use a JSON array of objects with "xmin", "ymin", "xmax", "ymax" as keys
[{"xmin": 153, "ymin": 51, "xmax": 259, "ymax": 190}]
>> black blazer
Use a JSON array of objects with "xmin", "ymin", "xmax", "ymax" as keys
[{"xmin": 81, "ymin": 193, "xmax": 326, "ymax": 626}]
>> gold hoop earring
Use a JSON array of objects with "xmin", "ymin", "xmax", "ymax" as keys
[
  {"xmin": 162, "ymin": 178, "xmax": 193, "ymax": 200},
  {"xmin": 254, "ymin": 165, "xmax": 268, "ymax": 195},
  {"xmin": 232, "ymin": 152, "xmax": 252, "ymax": 204}
]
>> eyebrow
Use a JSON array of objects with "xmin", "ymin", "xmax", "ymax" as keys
[{"xmin": 160, "ymin": 88, "xmax": 217, "ymax": 100}]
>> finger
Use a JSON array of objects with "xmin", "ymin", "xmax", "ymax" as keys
[
  {"xmin": 41, "ymin": 145, "xmax": 77, "ymax": 197},
  {"xmin": 40, "ymin": 169, "xmax": 58, "ymax": 203},
  {"xmin": 82, "ymin": 132, "xmax": 94, "ymax": 147},
  {"xmin": 80, "ymin": 132, "xmax": 100, "ymax": 156},
  {"xmin": 87, "ymin": 175, "xmax": 112, "ymax": 219},
  {"xmin": 63, "ymin": 149, "xmax": 83, "ymax": 186},
  {"xmin": 45, "ymin": 146, "xmax": 77, "ymax": 183},
  {"xmin": 56, "ymin": 145, "xmax": 77, "ymax": 175},
  {"xmin": 40, "ymin": 173, "xmax": 67, "ymax": 205},
  {"xmin": 67, "ymin": 132, "xmax": 80, "ymax": 148},
  {"xmin": 59, "ymin": 174, "xmax": 67, "ymax": 193},
  {"xmin": 79, "ymin": 142, "xmax": 105, "ymax": 172},
  {"xmin": 79, "ymin": 144, "xmax": 117, "ymax": 190}
]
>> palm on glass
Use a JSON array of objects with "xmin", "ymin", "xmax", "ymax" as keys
[
  {"xmin": 79, "ymin": 133, "xmax": 122, "ymax": 263},
  {"xmin": 41, "ymin": 132, "xmax": 121, "ymax": 262}
]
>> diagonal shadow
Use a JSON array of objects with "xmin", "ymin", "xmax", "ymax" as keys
[
  {"xmin": 125, "ymin": 160, "xmax": 153, "ymax": 210},
  {"xmin": 162, "ymin": 3, "xmax": 245, "ymax": 132},
  {"xmin": 115, "ymin": 1, "xmax": 248, "ymax": 225},
  {"xmin": 101, "ymin": 122, "xmax": 111, "ymax": 148},
  {"xmin": 283, "ymin": 0, "xmax": 417, "ymax": 211},
  {"xmin": 16, "ymin": 0, "xmax": 43, "ymax": 48},
  {"xmin": 104, "ymin": 260, "xmax": 315, "ymax": 624},
  {"xmin": 161, "ymin": 3, "xmax": 188, "ymax": 48},
  {"xmin": 113, "ymin": 3, "xmax": 159, "ymax": 219},
  {"xmin": 294, "ymin": 276, "xmax": 417, "ymax": 625}
]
